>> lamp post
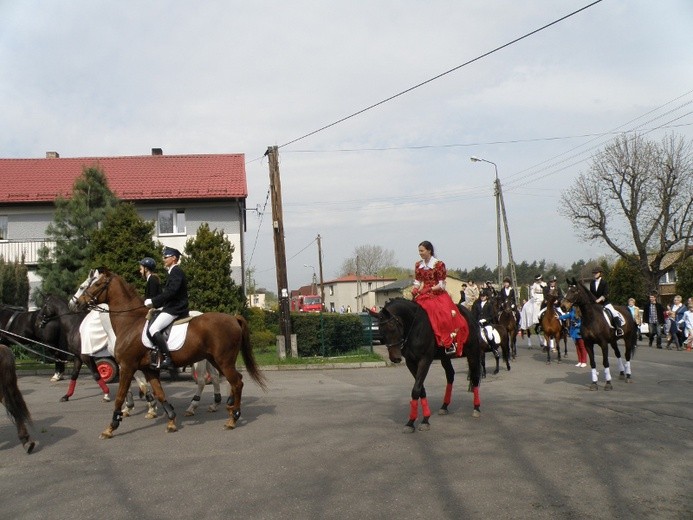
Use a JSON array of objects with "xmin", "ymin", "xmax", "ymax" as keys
[
  {"xmin": 470, "ymin": 156, "xmax": 502, "ymax": 286},
  {"xmin": 304, "ymin": 264, "xmax": 317, "ymax": 294},
  {"xmin": 470, "ymin": 156, "xmax": 518, "ymax": 302}
]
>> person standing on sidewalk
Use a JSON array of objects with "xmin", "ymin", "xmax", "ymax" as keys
[{"xmin": 642, "ymin": 292, "xmax": 665, "ymax": 349}]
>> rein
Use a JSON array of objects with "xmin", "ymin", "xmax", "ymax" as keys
[
  {"xmin": 80, "ymin": 273, "xmax": 147, "ymax": 314},
  {"xmin": 381, "ymin": 304, "xmax": 421, "ymax": 351}
]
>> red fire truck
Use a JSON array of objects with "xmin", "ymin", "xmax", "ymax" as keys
[{"xmin": 291, "ymin": 294, "xmax": 322, "ymax": 312}]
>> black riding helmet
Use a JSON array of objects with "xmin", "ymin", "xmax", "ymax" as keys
[{"xmin": 139, "ymin": 257, "xmax": 156, "ymax": 271}]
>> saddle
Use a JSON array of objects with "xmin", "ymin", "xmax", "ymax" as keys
[
  {"xmin": 141, "ymin": 310, "xmax": 202, "ymax": 350},
  {"xmin": 145, "ymin": 309, "xmax": 196, "ymax": 340}
]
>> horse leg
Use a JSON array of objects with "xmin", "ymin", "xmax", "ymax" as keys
[
  {"xmin": 86, "ymin": 356, "xmax": 111, "ymax": 402},
  {"xmin": 545, "ymin": 335, "xmax": 551, "ymax": 364},
  {"xmin": 146, "ymin": 370, "xmax": 177, "ymax": 432},
  {"xmin": 100, "ymin": 365, "xmax": 137, "ymax": 439},
  {"xmin": 185, "ymin": 360, "xmax": 207, "ymax": 416},
  {"xmin": 586, "ymin": 343, "xmax": 600, "ymax": 391},
  {"xmin": 132, "ymin": 370, "xmax": 157, "ymax": 418},
  {"xmin": 438, "ymin": 356, "xmax": 455, "ymax": 415},
  {"xmin": 556, "ymin": 334, "xmax": 561, "ymax": 364},
  {"xmin": 16, "ymin": 419, "xmax": 35, "ymax": 454},
  {"xmin": 409, "ymin": 358, "xmax": 433, "ymax": 433},
  {"xmin": 207, "ymin": 362, "xmax": 222, "ymax": 413},
  {"xmin": 599, "ymin": 344, "xmax": 613, "ymax": 391},
  {"xmin": 216, "ymin": 362, "xmax": 244, "ymax": 430},
  {"xmin": 60, "ymin": 357, "xmax": 83, "ymax": 402}
]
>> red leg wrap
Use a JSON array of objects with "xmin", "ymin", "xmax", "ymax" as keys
[
  {"xmin": 444, "ymin": 383, "xmax": 453, "ymax": 405},
  {"xmin": 473, "ymin": 386, "xmax": 480, "ymax": 407},
  {"xmin": 409, "ymin": 399, "xmax": 418, "ymax": 421},
  {"xmin": 97, "ymin": 379, "xmax": 110, "ymax": 394},
  {"xmin": 421, "ymin": 397, "xmax": 431, "ymax": 418},
  {"xmin": 66, "ymin": 379, "xmax": 77, "ymax": 397}
]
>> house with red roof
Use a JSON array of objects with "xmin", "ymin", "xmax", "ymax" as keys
[
  {"xmin": 321, "ymin": 274, "xmax": 398, "ymax": 313},
  {"xmin": 0, "ymin": 149, "xmax": 248, "ymax": 299}
]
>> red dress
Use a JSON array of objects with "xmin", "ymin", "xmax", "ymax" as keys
[{"xmin": 413, "ymin": 258, "xmax": 469, "ymax": 356}]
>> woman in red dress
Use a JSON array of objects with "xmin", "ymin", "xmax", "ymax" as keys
[{"xmin": 411, "ymin": 241, "xmax": 469, "ymax": 356}]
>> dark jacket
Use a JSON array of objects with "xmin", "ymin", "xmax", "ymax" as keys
[
  {"xmin": 542, "ymin": 284, "xmax": 563, "ymax": 303},
  {"xmin": 589, "ymin": 278, "xmax": 610, "ymax": 304},
  {"xmin": 472, "ymin": 298, "xmax": 495, "ymax": 325},
  {"xmin": 151, "ymin": 264, "xmax": 189, "ymax": 318},
  {"xmin": 498, "ymin": 286, "xmax": 516, "ymax": 306},
  {"xmin": 642, "ymin": 301, "xmax": 665, "ymax": 325},
  {"xmin": 144, "ymin": 274, "xmax": 162, "ymax": 300}
]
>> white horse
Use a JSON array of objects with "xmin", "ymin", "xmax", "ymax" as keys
[{"xmin": 184, "ymin": 360, "xmax": 223, "ymax": 416}]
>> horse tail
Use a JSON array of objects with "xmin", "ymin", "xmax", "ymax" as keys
[
  {"xmin": 0, "ymin": 345, "xmax": 32, "ymax": 426},
  {"xmin": 236, "ymin": 316, "xmax": 267, "ymax": 391}
]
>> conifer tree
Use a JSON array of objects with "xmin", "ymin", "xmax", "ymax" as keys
[
  {"xmin": 182, "ymin": 223, "xmax": 245, "ymax": 313},
  {"xmin": 90, "ymin": 202, "xmax": 161, "ymax": 290},
  {"xmin": 36, "ymin": 166, "xmax": 118, "ymax": 301}
]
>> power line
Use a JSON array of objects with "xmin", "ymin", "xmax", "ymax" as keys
[{"xmin": 276, "ymin": 0, "xmax": 604, "ymax": 150}]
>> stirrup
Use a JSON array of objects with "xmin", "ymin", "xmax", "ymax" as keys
[
  {"xmin": 444, "ymin": 345, "xmax": 456, "ymax": 355},
  {"xmin": 615, "ymin": 328, "xmax": 624, "ymax": 337}
]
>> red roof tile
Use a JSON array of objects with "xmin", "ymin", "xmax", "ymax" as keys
[{"xmin": 0, "ymin": 153, "xmax": 247, "ymax": 203}]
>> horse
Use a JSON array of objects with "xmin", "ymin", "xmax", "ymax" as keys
[
  {"xmin": 561, "ymin": 278, "xmax": 637, "ymax": 390},
  {"xmin": 497, "ymin": 299, "xmax": 519, "ymax": 359},
  {"xmin": 184, "ymin": 360, "xmax": 223, "ymax": 416},
  {"xmin": 71, "ymin": 268, "xmax": 267, "ymax": 438},
  {"xmin": 370, "ymin": 298, "xmax": 482, "ymax": 433},
  {"xmin": 0, "ymin": 344, "xmax": 35, "ymax": 453},
  {"xmin": 0, "ymin": 304, "xmax": 63, "ymax": 365},
  {"xmin": 540, "ymin": 294, "xmax": 566, "ymax": 364}
]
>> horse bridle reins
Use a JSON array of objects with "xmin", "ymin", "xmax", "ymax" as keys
[
  {"xmin": 79, "ymin": 272, "xmax": 148, "ymax": 314},
  {"xmin": 380, "ymin": 304, "xmax": 422, "ymax": 352}
]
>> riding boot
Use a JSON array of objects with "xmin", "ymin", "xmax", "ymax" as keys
[{"xmin": 151, "ymin": 332, "xmax": 174, "ymax": 370}]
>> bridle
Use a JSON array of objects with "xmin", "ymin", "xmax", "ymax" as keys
[
  {"xmin": 379, "ymin": 304, "xmax": 421, "ymax": 352},
  {"xmin": 80, "ymin": 272, "xmax": 113, "ymax": 310}
]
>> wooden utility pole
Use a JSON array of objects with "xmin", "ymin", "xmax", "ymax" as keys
[
  {"xmin": 317, "ymin": 234, "xmax": 325, "ymax": 310},
  {"xmin": 498, "ymin": 180, "xmax": 518, "ymax": 305},
  {"xmin": 266, "ymin": 146, "xmax": 292, "ymax": 356}
]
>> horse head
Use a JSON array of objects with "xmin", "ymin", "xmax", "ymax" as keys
[
  {"xmin": 376, "ymin": 300, "xmax": 407, "ymax": 364},
  {"xmin": 561, "ymin": 277, "xmax": 587, "ymax": 311},
  {"xmin": 72, "ymin": 268, "xmax": 112, "ymax": 311}
]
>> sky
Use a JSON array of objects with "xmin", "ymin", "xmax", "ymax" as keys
[{"xmin": 2, "ymin": 0, "xmax": 692, "ymax": 293}]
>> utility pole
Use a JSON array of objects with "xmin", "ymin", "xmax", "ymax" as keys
[
  {"xmin": 493, "ymin": 177, "xmax": 503, "ymax": 286},
  {"xmin": 266, "ymin": 146, "xmax": 292, "ymax": 356},
  {"xmin": 497, "ymin": 180, "xmax": 518, "ymax": 305},
  {"xmin": 317, "ymin": 234, "xmax": 325, "ymax": 310}
]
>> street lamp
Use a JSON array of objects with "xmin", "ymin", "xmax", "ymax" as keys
[
  {"xmin": 470, "ymin": 156, "xmax": 518, "ymax": 302},
  {"xmin": 470, "ymin": 156, "xmax": 502, "ymax": 286},
  {"xmin": 304, "ymin": 264, "xmax": 317, "ymax": 294}
]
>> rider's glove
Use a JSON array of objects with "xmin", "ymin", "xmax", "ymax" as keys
[{"xmin": 144, "ymin": 299, "xmax": 153, "ymax": 308}]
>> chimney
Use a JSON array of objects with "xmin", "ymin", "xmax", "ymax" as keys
[
  {"xmin": 151, "ymin": 148, "xmax": 163, "ymax": 156},
  {"xmin": 46, "ymin": 151, "xmax": 60, "ymax": 158}
]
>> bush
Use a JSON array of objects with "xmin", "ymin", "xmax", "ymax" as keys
[{"xmin": 291, "ymin": 313, "xmax": 363, "ymax": 357}]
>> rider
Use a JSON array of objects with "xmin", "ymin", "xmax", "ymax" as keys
[
  {"xmin": 498, "ymin": 276, "xmax": 520, "ymax": 326},
  {"xmin": 589, "ymin": 267, "xmax": 624, "ymax": 337},
  {"xmin": 144, "ymin": 247, "xmax": 189, "ymax": 369},
  {"xmin": 530, "ymin": 274, "xmax": 546, "ymax": 333},
  {"xmin": 538, "ymin": 276, "xmax": 564, "ymax": 321},
  {"xmin": 139, "ymin": 257, "xmax": 161, "ymax": 299},
  {"xmin": 472, "ymin": 288, "xmax": 500, "ymax": 354},
  {"xmin": 411, "ymin": 241, "xmax": 468, "ymax": 356}
]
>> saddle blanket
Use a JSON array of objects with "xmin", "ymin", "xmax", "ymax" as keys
[
  {"xmin": 483, "ymin": 325, "xmax": 501, "ymax": 345},
  {"xmin": 140, "ymin": 311, "xmax": 202, "ymax": 351}
]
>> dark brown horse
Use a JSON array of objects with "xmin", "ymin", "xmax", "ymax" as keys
[
  {"xmin": 540, "ymin": 294, "xmax": 565, "ymax": 364},
  {"xmin": 497, "ymin": 299, "xmax": 518, "ymax": 360},
  {"xmin": 562, "ymin": 278, "xmax": 636, "ymax": 390},
  {"xmin": 370, "ymin": 298, "xmax": 482, "ymax": 433},
  {"xmin": 0, "ymin": 344, "xmax": 35, "ymax": 453},
  {"xmin": 72, "ymin": 269, "xmax": 267, "ymax": 438}
]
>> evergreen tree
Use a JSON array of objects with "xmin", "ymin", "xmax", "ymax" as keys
[
  {"xmin": 14, "ymin": 260, "xmax": 30, "ymax": 308},
  {"xmin": 609, "ymin": 255, "xmax": 648, "ymax": 305},
  {"xmin": 0, "ymin": 258, "xmax": 30, "ymax": 307},
  {"xmin": 675, "ymin": 256, "xmax": 693, "ymax": 301},
  {"xmin": 36, "ymin": 167, "xmax": 118, "ymax": 300},
  {"xmin": 181, "ymin": 223, "xmax": 245, "ymax": 314},
  {"xmin": 90, "ymin": 202, "xmax": 161, "ymax": 290}
]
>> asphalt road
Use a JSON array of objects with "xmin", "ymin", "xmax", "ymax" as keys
[{"xmin": 1, "ymin": 338, "xmax": 691, "ymax": 520}]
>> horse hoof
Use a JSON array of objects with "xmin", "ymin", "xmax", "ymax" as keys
[
  {"xmin": 122, "ymin": 409, "xmax": 131, "ymax": 418},
  {"xmin": 438, "ymin": 408, "xmax": 449, "ymax": 416},
  {"xmin": 100, "ymin": 431, "xmax": 113, "ymax": 439},
  {"xmin": 24, "ymin": 440, "xmax": 36, "ymax": 454},
  {"xmin": 619, "ymin": 373, "xmax": 626, "ymax": 380},
  {"xmin": 418, "ymin": 423, "xmax": 431, "ymax": 431},
  {"xmin": 589, "ymin": 383, "xmax": 599, "ymax": 391},
  {"xmin": 166, "ymin": 423, "xmax": 178, "ymax": 433},
  {"xmin": 472, "ymin": 409, "xmax": 481, "ymax": 418},
  {"xmin": 546, "ymin": 361, "xmax": 551, "ymax": 365},
  {"xmin": 224, "ymin": 420, "xmax": 237, "ymax": 430},
  {"xmin": 60, "ymin": 395, "xmax": 69, "ymax": 402},
  {"xmin": 103, "ymin": 394, "xmax": 111, "ymax": 402},
  {"xmin": 184, "ymin": 410, "xmax": 195, "ymax": 417},
  {"xmin": 145, "ymin": 412, "xmax": 157, "ymax": 420},
  {"xmin": 604, "ymin": 382, "xmax": 613, "ymax": 391},
  {"xmin": 493, "ymin": 369, "xmax": 499, "ymax": 375},
  {"xmin": 207, "ymin": 405, "xmax": 218, "ymax": 413},
  {"xmin": 402, "ymin": 425, "xmax": 415, "ymax": 434},
  {"xmin": 626, "ymin": 377, "xmax": 633, "ymax": 384}
]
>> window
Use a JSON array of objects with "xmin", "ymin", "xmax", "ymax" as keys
[
  {"xmin": 659, "ymin": 270, "xmax": 677, "ymax": 284},
  {"xmin": 0, "ymin": 216, "xmax": 6, "ymax": 240},
  {"xmin": 329, "ymin": 285, "xmax": 334, "ymax": 296},
  {"xmin": 158, "ymin": 210, "xmax": 186, "ymax": 235}
]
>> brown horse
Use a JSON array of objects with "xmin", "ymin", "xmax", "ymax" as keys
[
  {"xmin": 540, "ymin": 294, "xmax": 565, "ymax": 364},
  {"xmin": 562, "ymin": 278, "xmax": 636, "ymax": 390},
  {"xmin": 496, "ymin": 299, "xmax": 518, "ymax": 359},
  {"xmin": 0, "ymin": 344, "xmax": 35, "ymax": 453},
  {"xmin": 72, "ymin": 269, "xmax": 267, "ymax": 438}
]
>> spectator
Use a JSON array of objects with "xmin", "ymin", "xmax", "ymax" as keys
[{"xmin": 642, "ymin": 292, "xmax": 665, "ymax": 349}]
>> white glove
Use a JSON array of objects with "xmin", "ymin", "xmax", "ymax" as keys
[{"xmin": 144, "ymin": 299, "xmax": 153, "ymax": 308}]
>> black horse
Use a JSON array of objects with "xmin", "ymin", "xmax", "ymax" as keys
[
  {"xmin": 496, "ymin": 299, "xmax": 518, "ymax": 359},
  {"xmin": 479, "ymin": 297, "xmax": 510, "ymax": 375},
  {"xmin": 37, "ymin": 295, "xmax": 112, "ymax": 402},
  {"xmin": 370, "ymin": 298, "xmax": 482, "ymax": 433},
  {"xmin": 562, "ymin": 278, "xmax": 637, "ymax": 390},
  {"xmin": 0, "ymin": 304, "xmax": 63, "ymax": 366},
  {"xmin": 0, "ymin": 344, "xmax": 35, "ymax": 453}
]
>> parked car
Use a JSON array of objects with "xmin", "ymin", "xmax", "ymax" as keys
[{"xmin": 359, "ymin": 312, "xmax": 381, "ymax": 344}]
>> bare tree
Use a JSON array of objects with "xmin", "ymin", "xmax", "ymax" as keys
[
  {"xmin": 561, "ymin": 133, "xmax": 693, "ymax": 292},
  {"xmin": 339, "ymin": 244, "xmax": 397, "ymax": 277}
]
